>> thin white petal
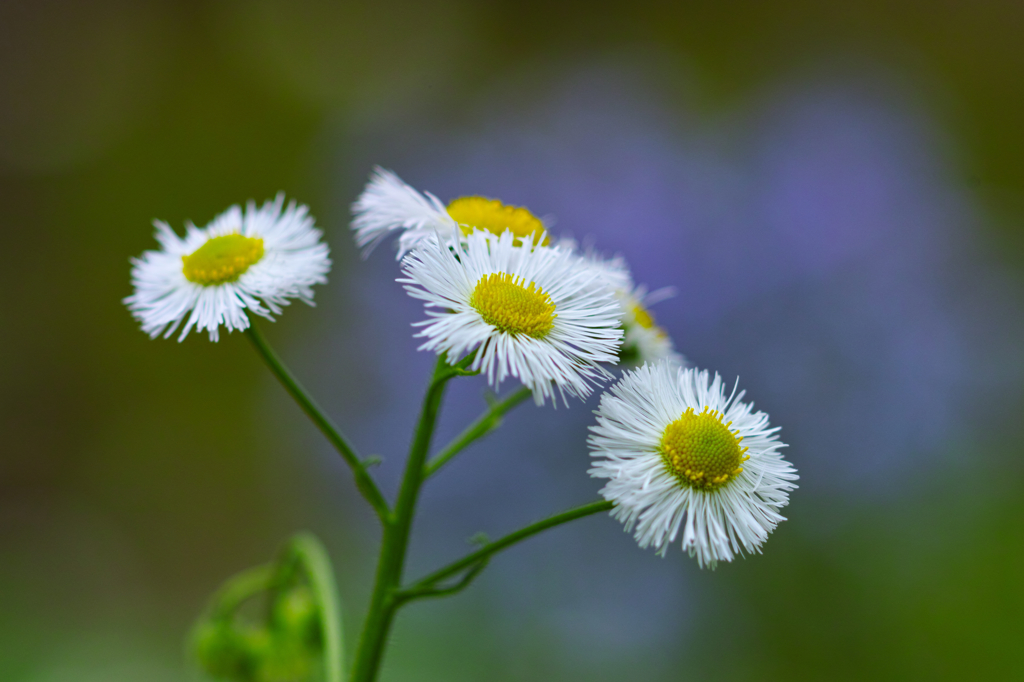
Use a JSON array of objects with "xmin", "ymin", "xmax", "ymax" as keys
[{"xmin": 350, "ymin": 167, "xmax": 457, "ymax": 259}]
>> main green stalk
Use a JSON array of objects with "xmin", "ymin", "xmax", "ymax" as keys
[
  {"xmin": 244, "ymin": 321, "xmax": 615, "ymax": 681},
  {"xmin": 349, "ymin": 356, "xmax": 454, "ymax": 682}
]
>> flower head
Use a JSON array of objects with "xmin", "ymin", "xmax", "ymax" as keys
[
  {"xmin": 589, "ymin": 361, "xmax": 797, "ymax": 567},
  {"xmin": 125, "ymin": 194, "xmax": 330, "ymax": 341},
  {"xmin": 351, "ymin": 168, "xmax": 550, "ymax": 259},
  {"xmin": 400, "ymin": 230, "xmax": 623, "ymax": 404},
  {"xmin": 560, "ymin": 240, "xmax": 684, "ymax": 367},
  {"xmin": 615, "ymin": 285, "xmax": 685, "ymax": 367}
]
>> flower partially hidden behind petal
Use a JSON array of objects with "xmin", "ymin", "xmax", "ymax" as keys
[
  {"xmin": 588, "ymin": 361, "xmax": 798, "ymax": 567},
  {"xmin": 615, "ymin": 285, "xmax": 686, "ymax": 368},
  {"xmin": 124, "ymin": 194, "xmax": 331, "ymax": 341},
  {"xmin": 560, "ymin": 238, "xmax": 685, "ymax": 368},
  {"xmin": 350, "ymin": 167, "xmax": 555, "ymax": 259},
  {"xmin": 350, "ymin": 167, "xmax": 457, "ymax": 259}
]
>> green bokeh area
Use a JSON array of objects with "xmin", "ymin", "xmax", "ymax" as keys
[{"xmin": 2, "ymin": 2, "xmax": 1022, "ymax": 681}]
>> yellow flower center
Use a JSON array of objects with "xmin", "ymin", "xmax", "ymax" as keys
[
  {"xmin": 447, "ymin": 196, "xmax": 549, "ymax": 246},
  {"xmin": 182, "ymin": 233, "xmax": 265, "ymax": 285},
  {"xmin": 631, "ymin": 303, "xmax": 656, "ymax": 329},
  {"xmin": 660, "ymin": 406, "xmax": 749, "ymax": 491},
  {"xmin": 470, "ymin": 272, "xmax": 556, "ymax": 338}
]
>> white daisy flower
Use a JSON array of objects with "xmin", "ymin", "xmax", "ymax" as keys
[
  {"xmin": 125, "ymin": 194, "xmax": 331, "ymax": 342},
  {"xmin": 400, "ymin": 230, "xmax": 623, "ymax": 404},
  {"xmin": 351, "ymin": 167, "xmax": 549, "ymax": 259},
  {"xmin": 615, "ymin": 285, "xmax": 686, "ymax": 367},
  {"xmin": 589, "ymin": 361, "xmax": 798, "ymax": 567}
]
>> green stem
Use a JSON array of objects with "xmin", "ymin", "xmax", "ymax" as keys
[
  {"xmin": 424, "ymin": 386, "xmax": 533, "ymax": 478},
  {"xmin": 399, "ymin": 500, "xmax": 614, "ymax": 601},
  {"xmin": 244, "ymin": 314, "xmax": 391, "ymax": 524},
  {"xmin": 284, "ymin": 534, "xmax": 345, "ymax": 682},
  {"xmin": 349, "ymin": 356, "xmax": 461, "ymax": 682},
  {"xmin": 394, "ymin": 558, "xmax": 489, "ymax": 604}
]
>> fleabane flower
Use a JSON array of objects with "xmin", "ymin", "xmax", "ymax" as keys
[
  {"xmin": 125, "ymin": 194, "xmax": 330, "ymax": 341},
  {"xmin": 351, "ymin": 167, "xmax": 549, "ymax": 259},
  {"xmin": 400, "ymin": 230, "xmax": 623, "ymax": 404},
  {"xmin": 561, "ymin": 240, "xmax": 684, "ymax": 367},
  {"xmin": 589, "ymin": 361, "xmax": 798, "ymax": 567},
  {"xmin": 615, "ymin": 285, "xmax": 685, "ymax": 367}
]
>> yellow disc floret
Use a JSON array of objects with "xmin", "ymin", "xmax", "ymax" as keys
[
  {"xmin": 660, "ymin": 406, "xmax": 750, "ymax": 491},
  {"xmin": 182, "ymin": 233, "xmax": 265, "ymax": 286},
  {"xmin": 631, "ymin": 303, "xmax": 656, "ymax": 329},
  {"xmin": 470, "ymin": 272, "xmax": 556, "ymax": 338},
  {"xmin": 447, "ymin": 196, "xmax": 549, "ymax": 246}
]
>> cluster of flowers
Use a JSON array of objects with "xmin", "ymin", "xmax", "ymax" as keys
[{"xmin": 125, "ymin": 170, "xmax": 797, "ymax": 567}]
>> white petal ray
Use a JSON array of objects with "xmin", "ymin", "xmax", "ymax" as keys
[{"xmin": 350, "ymin": 167, "xmax": 457, "ymax": 259}]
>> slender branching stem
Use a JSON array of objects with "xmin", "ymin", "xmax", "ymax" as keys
[
  {"xmin": 401, "ymin": 500, "xmax": 614, "ymax": 598},
  {"xmin": 346, "ymin": 351, "xmax": 609, "ymax": 681},
  {"xmin": 244, "ymin": 314, "xmax": 391, "ymax": 524},
  {"xmin": 349, "ymin": 355, "xmax": 463, "ymax": 682},
  {"xmin": 394, "ymin": 558, "xmax": 490, "ymax": 604},
  {"xmin": 424, "ymin": 385, "xmax": 533, "ymax": 478},
  {"xmin": 283, "ymin": 534, "xmax": 345, "ymax": 682}
]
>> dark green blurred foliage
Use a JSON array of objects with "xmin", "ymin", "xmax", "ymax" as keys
[
  {"xmin": 192, "ymin": 580, "xmax": 322, "ymax": 682},
  {"xmin": 685, "ymin": 457, "xmax": 1024, "ymax": 681},
  {"xmin": 191, "ymin": 536, "xmax": 337, "ymax": 682},
  {"xmin": 274, "ymin": 586, "xmax": 321, "ymax": 648},
  {"xmin": 1, "ymin": 1, "xmax": 1022, "ymax": 681},
  {"xmin": 193, "ymin": 600, "xmax": 318, "ymax": 682}
]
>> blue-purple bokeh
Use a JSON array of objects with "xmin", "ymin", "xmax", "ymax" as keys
[{"xmin": 304, "ymin": 58, "xmax": 1024, "ymax": 667}]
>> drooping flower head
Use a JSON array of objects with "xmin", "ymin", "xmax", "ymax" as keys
[
  {"xmin": 125, "ymin": 194, "xmax": 330, "ymax": 341},
  {"xmin": 351, "ymin": 167, "xmax": 549, "ymax": 259},
  {"xmin": 615, "ymin": 285, "xmax": 685, "ymax": 367},
  {"xmin": 589, "ymin": 361, "xmax": 798, "ymax": 567},
  {"xmin": 562, "ymin": 239, "xmax": 685, "ymax": 368},
  {"xmin": 400, "ymin": 230, "xmax": 623, "ymax": 404}
]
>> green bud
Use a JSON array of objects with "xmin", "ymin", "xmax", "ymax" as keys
[
  {"xmin": 192, "ymin": 621, "xmax": 255, "ymax": 681},
  {"xmin": 272, "ymin": 586, "xmax": 321, "ymax": 647},
  {"xmin": 255, "ymin": 638, "xmax": 314, "ymax": 682},
  {"xmin": 237, "ymin": 626, "xmax": 275, "ymax": 664}
]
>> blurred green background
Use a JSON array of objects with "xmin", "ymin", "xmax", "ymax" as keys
[{"xmin": 2, "ymin": 2, "xmax": 1023, "ymax": 680}]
